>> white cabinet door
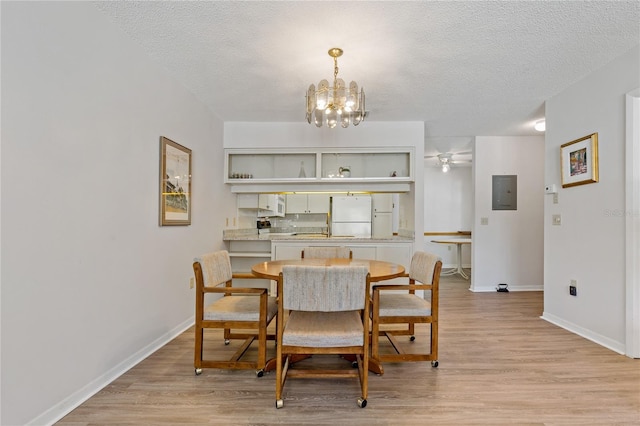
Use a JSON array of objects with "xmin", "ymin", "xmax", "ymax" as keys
[
  {"xmin": 372, "ymin": 212, "xmax": 393, "ymax": 238},
  {"xmin": 372, "ymin": 193, "xmax": 394, "ymax": 212},
  {"xmin": 349, "ymin": 246, "xmax": 377, "ymax": 260},
  {"xmin": 258, "ymin": 194, "xmax": 274, "ymax": 210},
  {"xmin": 285, "ymin": 194, "xmax": 308, "ymax": 213},
  {"xmin": 237, "ymin": 194, "xmax": 258, "ymax": 209},
  {"xmin": 306, "ymin": 194, "xmax": 330, "ymax": 213},
  {"xmin": 273, "ymin": 244, "xmax": 304, "ymax": 260},
  {"xmin": 286, "ymin": 194, "xmax": 330, "ymax": 213}
]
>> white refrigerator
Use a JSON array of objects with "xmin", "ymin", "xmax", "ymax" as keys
[{"xmin": 330, "ymin": 196, "xmax": 372, "ymax": 238}]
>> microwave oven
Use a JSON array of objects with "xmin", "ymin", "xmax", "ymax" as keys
[{"xmin": 257, "ymin": 194, "xmax": 285, "ymax": 217}]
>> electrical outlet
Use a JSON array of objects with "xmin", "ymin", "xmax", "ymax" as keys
[
  {"xmin": 553, "ymin": 193, "xmax": 558, "ymax": 204},
  {"xmin": 189, "ymin": 277, "xmax": 195, "ymax": 289}
]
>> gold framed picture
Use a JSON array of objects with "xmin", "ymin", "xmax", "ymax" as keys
[
  {"xmin": 560, "ymin": 133, "xmax": 599, "ymax": 188},
  {"xmin": 159, "ymin": 136, "xmax": 191, "ymax": 226}
]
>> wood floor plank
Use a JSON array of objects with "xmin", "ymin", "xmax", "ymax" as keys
[{"xmin": 57, "ymin": 276, "xmax": 640, "ymax": 425}]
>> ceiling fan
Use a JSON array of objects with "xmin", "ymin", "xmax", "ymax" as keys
[{"xmin": 424, "ymin": 151, "xmax": 472, "ymax": 172}]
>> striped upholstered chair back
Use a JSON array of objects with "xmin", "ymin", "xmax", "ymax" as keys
[
  {"xmin": 281, "ymin": 265, "xmax": 367, "ymax": 312},
  {"xmin": 301, "ymin": 246, "xmax": 352, "ymax": 259}
]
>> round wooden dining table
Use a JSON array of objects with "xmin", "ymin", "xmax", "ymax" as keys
[
  {"xmin": 251, "ymin": 257, "xmax": 406, "ymax": 375},
  {"xmin": 251, "ymin": 257, "xmax": 406, "ymax": 282}
]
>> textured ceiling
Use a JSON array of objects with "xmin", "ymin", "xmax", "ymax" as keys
[{"xmin": 94, "ymin": 1, "xmax": 639, "ymax": 159}]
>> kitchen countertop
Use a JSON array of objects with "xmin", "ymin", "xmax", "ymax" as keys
[{"xmin": 223, "ymin": 229, "xmax": 413, "ymax": 242}]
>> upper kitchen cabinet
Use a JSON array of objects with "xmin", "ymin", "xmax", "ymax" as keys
[
  {"xmin": 285, "ymin": 193, "xmax": 330, "ymax": 214},
  {"xmin": 320, "ymin": 150, "xmax": 412, "ymax": 181},
  {"xmin": 225, "ymin": 148, "xmax": 414, "ymax": 193},
  {"xmin": 371, "ymin": 193, "xmax": 394, "ymax": 212},
  {"xmin": 237, "ymin": 193, "xmax": 285, "ymax": 217},
  {"xmin": 226, "ymin": 150, "xmax": 318, "ymax": 183}
]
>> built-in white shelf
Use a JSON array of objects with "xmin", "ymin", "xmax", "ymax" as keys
[{"xmin": 224, "ymin": 147, "xmax": 414, "ymax": 191}]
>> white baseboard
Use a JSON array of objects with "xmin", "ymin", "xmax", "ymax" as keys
[
  {"xmin": 541, "ymin": 311, "xmax": 625, "ymax": 355},
  {"xmin": 469, "ymin": 284, "xmax": 543, "ymax": 292},
  {"xmin": 28, "ymin": 317, "xmax": 195, "ymax": 426}
]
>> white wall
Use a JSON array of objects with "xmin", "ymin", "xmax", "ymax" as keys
[
  {"xmin": 223, "ymin": 122, "xmax": 425, "ymax": 248},
  {"xmin": 1, "ymin": 3, "xmax": 231, "ymax": 425},
  {"xmin": 543, "ymin": 45, "xmax": 640, "ymax": 353},
  {"xmin": 472, "ymin": 136, "xmax": 545, "ymax": 292},
  {"xmin": 423, "ymin": 163, "xmax": 473, "ymax": 268}
]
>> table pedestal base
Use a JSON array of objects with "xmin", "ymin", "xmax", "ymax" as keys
[{"xmin": 438, "ymin": 242, "xmax": 470, "ymax": 279}]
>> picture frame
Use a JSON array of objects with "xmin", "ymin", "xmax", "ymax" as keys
[
  {"xmin": 560, "ymin": 133, "xmax": 599, "ymax": 188},
  {"xmin": 159, "ymin": 136, "xmax": 192, "ymax": 226}
]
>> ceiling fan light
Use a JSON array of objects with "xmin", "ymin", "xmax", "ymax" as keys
[{"xmin": 442, "ymin": 163, "xmax": 450, "ymax": 173}]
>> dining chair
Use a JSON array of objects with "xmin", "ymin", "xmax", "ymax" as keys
[
  {"xmin": 301, "ymin": 246, "xmax": 353, "ymax": 259},
  {"xmin": 371, "ymin": 251, "xmax": 442, "ymax": 370},
  {"xmin": 275, "ymin": 264, "xmax": 370, "ymax": 409},
  {"xmin": 193, "ymin": 250, "xmax": 278, "ymax": 377}
]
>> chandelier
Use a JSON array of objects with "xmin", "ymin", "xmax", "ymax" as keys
[{"xmin": 305, "ymin": 48, "xmax": 366, "ymax": 128}]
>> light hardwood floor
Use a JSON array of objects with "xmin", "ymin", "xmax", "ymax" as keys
[{"xmin": 58, "ymin": 275, "xmax": 640, "ymax": 425}]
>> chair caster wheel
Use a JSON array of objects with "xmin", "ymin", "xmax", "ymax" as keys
[
  {"xmin": 431, "ymin": 360, "xmax": 439, "ymax": 368},
  {"xmin": 195, "ymin": 368, "xmax": 202, "ymax": 375},
  {"xmin": 224, "ymin": 339, "xmax": 230, "ymax": 345},
  {"xmin": 276, "ymin": 399, "xmax": 284, "ymax": 409},
  {"xmin": 256, "ymin": 369, "xmax": 264, "ymax": 377},
  {"xmin": 410, "ymin": 336, "xmax": 416, "ymax": 341},
  {"xmin": 351, "ymin": 361, "xmax": 358, "ymax": 368},
  {"xmin": 357, "ymin": 398, "xmax": 367, "ymax": 408}
]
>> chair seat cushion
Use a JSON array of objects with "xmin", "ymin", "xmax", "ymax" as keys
[
  {"xmin": 204, "ymin": 295, "xmax": 277, "ymax": 322},
  {"xmin": 377, "ymin": 294, "xmax": 432, "ymax": 317},
  {"xmin": 283, "ymin": 311, "xmax": 363, "ymax": 347}
]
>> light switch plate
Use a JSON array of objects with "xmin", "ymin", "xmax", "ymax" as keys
[
  {"xmin": 552, "ymin": 214, "xmax": 562, "ymax": 225},
  {"xmin": 480, "ymin": 217, "xmax": 489, "ymax": 225}
]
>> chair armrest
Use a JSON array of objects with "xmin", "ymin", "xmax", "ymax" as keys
[
  {"xmin": 202, "ymin": 287, "xmax": 268, "ymax": 295},
  {"xmin": 372, "ymin": 284, "xmax": 432, "ymax": 293},
  {"xmin": 232, "ymin": 272, "xmax": 257, "ymax": 279}
]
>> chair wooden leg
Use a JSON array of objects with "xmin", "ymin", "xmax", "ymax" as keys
[
  {"xmin": 371, "ymin": 317, "xmax": 379, "ymax": 361},
  {"xmin": 257, "ymin": 318, "xmax": 267, "ymax": 374},
  {"xmin": 194, "ymin": 325, "xmax": 204, "ymax": 374},
  {"xmin": 431, "ymin": 321, "xmax": 438, "ymax": 366}
]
